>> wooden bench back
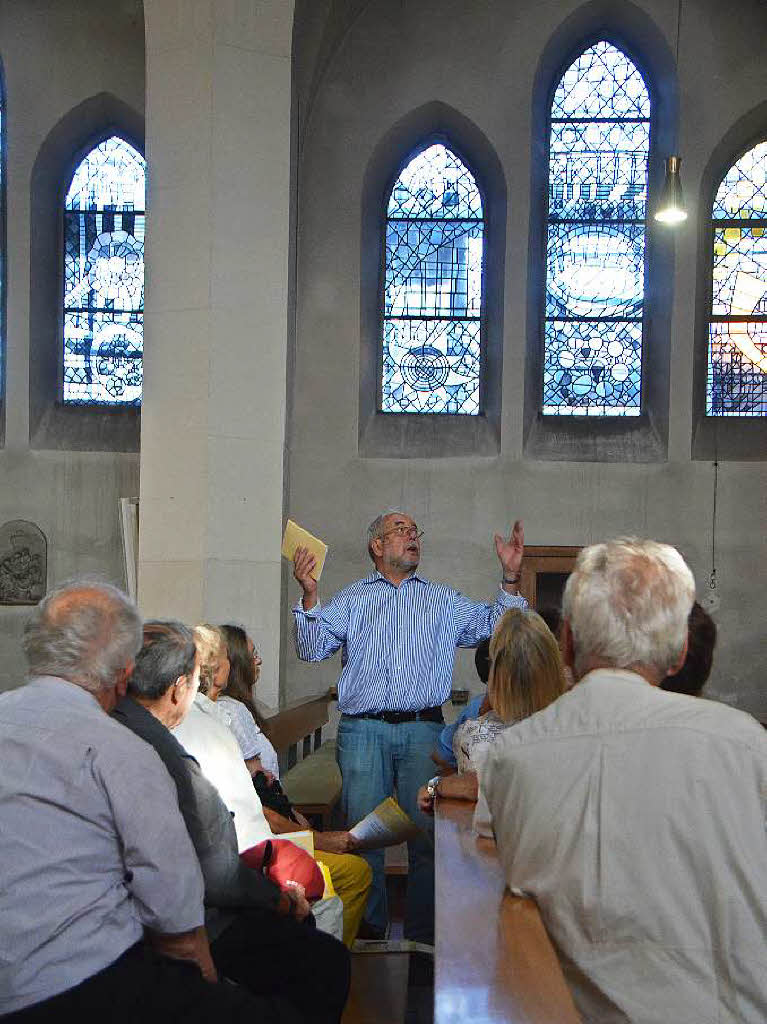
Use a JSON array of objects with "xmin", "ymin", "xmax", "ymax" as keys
[
  {"xmin": 435, "ymin": 799, "xmax": 580, "ymax": 1023},
  {"xmin": 259, "ymin": 690, "xmax": 334, "ymax": 769}
]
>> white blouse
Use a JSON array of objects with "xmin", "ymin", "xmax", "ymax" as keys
[{"xmin": 217, "ymin": 695, "xmax": 281, "ymax": 779}]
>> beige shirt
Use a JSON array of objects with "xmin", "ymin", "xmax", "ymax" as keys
[{"xmin": 479, "ymin": 669, "xmax": 767, "ymax": 1024}]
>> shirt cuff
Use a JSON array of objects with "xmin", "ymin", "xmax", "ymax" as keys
[
  {"xmin": 293, "ymin": 599, "xmax": 322, "ymax": 618},
  {"xmin": 498, "ymin": 586, "xmax": 527, "ymax": 608}
]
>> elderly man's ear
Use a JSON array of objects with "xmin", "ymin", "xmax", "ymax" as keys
[
  {"xmin": 665, "ymin": 635, "xmax": 689, "ymax": 679},
  {"xmin": 115, "ymin": 662, "xmax": 133, "ymax": 699},
  {"xmin": 170, "ymin": 676, "xmax": 188, "ymax": 706}
]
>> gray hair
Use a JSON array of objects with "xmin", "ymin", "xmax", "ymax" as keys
[
  {"xmin": 367, "ymin": 508, "xmax": 408, "ymax": 562},
  {"xmin": 128, "ymin": 620, "xmax": 197, "ymax": 701},
  {"xmin": 23, "ymin": 580, "xmax": 143, "ymax": 693},
  {"xmin": 562, "ymin": 538, "xmax": 695, "ymax": 680}
]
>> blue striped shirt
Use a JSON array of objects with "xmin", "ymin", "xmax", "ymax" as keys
[{"xmin": 293, "ymin": 571, "xmax": 526, "ymax": 714}]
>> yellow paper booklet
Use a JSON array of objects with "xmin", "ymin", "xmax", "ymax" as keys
[
  {"xmin": 281, "ymin": 520, "xmax": 328, "ymax": 581},
  {"xmin": 349, "ymin": 797, "xmax": 422, "ymax": 851}
]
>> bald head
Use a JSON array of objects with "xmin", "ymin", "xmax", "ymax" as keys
[{"xmin": 23, "ymin": 581, "xmax": 143, "ymax": 694}]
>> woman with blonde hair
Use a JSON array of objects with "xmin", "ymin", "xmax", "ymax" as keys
[
  {"xmin": 418, "ymin": 608, "xmax": 566, "ymax": 809},
  {"xmin": 192, "ymin": 623, "xmax": 230, "ymax": 700}
]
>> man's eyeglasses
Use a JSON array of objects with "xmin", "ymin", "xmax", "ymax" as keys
[{"xmin": 381, "ymin": 525, "xmax": 424, "ymax": 541}]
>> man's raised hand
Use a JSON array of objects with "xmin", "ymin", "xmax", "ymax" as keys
[
  {"xmin": 494, "ymin": 519, "xmax": 524, "ymax": 576},
  {"xmin": 293, "ymin": 546, "xmax": 318, "ymax": 610}
]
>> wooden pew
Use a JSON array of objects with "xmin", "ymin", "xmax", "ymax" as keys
[
  {"xmin": 435, "ymin": 798, "xmax": 580, "ymax": 1024},
  {"xmin": 259, "ymin": 690, "xmax": 341, "ymax": 828}
]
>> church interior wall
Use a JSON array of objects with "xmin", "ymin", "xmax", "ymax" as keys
[
  {"xmin": 285, "ymin": 0, "xmax": 767, "ymax": 719},
  {"xmin": 0, "ymin": 0, "xmax": 763, "ymax": 718},
  {"xmin": 0, "ymin": 0, "xmax": 144, "ymax": 690}
]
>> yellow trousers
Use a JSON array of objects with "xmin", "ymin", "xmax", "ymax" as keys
[{"xmin": 316, "ymin": 850, "xmax": 372, "ymax": 947}]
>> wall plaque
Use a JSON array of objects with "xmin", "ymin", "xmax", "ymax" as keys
[{"xmin": 0, "ymin": 520, "xmax": 47, "ymax": 605}]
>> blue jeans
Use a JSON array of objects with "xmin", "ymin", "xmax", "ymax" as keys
[{"xmin": 336, "ymin": 716, "xmax": 442, "ymax": 944}]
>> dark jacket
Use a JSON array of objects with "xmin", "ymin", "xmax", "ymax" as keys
[{"xmin": 112, "ymin": 696, "xmax": 280, "ymax": 913}]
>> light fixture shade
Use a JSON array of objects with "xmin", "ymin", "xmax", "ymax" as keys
[{"xmin": 654, "ymin": 155, "xmax": 688, "ymax": 223}]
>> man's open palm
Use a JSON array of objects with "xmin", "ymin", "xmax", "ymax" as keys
[{"xmin": 494, "ymin": 520, "xmax": 524, "ymax": 574}]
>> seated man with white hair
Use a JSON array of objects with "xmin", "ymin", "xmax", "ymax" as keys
[
  {"xmin": 479, "ymin": 539, "xmax": 767, "ymax": 1023},
  {"xmin": 0, "ymin": 582, "xmax": 280, "ymax": 1022},
  {"xmin": 113, "ymin": 620, "xmax": 350, "ymax": 1024}
]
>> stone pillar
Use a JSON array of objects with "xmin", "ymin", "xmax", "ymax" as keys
[{"xmin": 139, "ymin": 0, "xmax": 294, "ymax": 706}]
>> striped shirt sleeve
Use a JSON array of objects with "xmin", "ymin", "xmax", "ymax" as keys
[
  {"xmin": 293, "ymin": 592, "xmax": 350, "ymax": 662},
  {"xmin": 453, "ymin": 587, "xmax": 527, "ymax": 647}
]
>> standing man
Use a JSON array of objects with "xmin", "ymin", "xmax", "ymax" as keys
[{"xmin": 293, "ymin": 510, "xmax": 526, "ymax": 942}]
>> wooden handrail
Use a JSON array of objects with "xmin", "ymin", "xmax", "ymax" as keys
[{"xmin": 435, "ymin": 799, "xmax": 580, "ymax": 1023}]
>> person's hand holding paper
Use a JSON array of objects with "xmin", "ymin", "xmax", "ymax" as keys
[
  {"xmin": 349, "ymin": 798, "xmax": 424, "ymax": 852},
  {"xmin": 282, "ymin": 519, "xmax": 328, "ymax": 612}
]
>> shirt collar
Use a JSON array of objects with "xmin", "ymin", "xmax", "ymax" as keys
[
  {"xmin": 365, "ymin": 569, "xmax": 429, "ymax": 587},
  {"xmin": 28, "ymin": 674, "xmax": 103, "ymax": 710},
  {"xmin": 578, "ymin": 668, "xmax": 656, "ymax": 689}
]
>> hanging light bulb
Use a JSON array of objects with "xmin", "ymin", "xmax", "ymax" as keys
[{"xmin": 654, "ymin": 155, "xmax": 688, "ymax": 224}]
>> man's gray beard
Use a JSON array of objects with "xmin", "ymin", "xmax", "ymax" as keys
[{"xmin": 385, "ymin": 554, "xmax": 419, "ymax": 573}]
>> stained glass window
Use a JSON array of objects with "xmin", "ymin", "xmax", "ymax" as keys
[
  {"xmin": 707, "ymin": 140, "xmax": 767, "ymax": 417},
  {"xmin": 543, "ymin": 41, "xmax": 650, "ymax": 416},
  {"xmin": 63, "ymin": 136, "xmax": 145, "ymax": 405},
  {"xmin": 381, "ymin": 143, "xmax": 483, "ymax": 414}
]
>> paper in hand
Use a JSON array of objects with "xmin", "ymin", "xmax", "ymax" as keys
[
  {"xmin": 281, "ymin": 520, "xmax": 328, "ymax": 581},
  {"xmin": 349, "ymin": 797, "xmax": 423, "ymax": 851}
]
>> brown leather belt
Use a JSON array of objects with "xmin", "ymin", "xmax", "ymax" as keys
[{"xmin": 343, "ymin": 706, "xmax": 444, "ymax": 725}]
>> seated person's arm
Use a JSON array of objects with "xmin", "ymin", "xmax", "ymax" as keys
[
  {"xmin": 417, "ymin": 771, "xmax": 479, "ymax": 813},
  {"xmin": 262, "ymin": 806, "xmax": 358, "ymax": 853},
  {"xmin": 263, "ymin": 806, "xmax": 299, "ymax": 834},
  {"xmin": 245, "ymin": 754, "xmax": 275, "ymax": 784},
  {"xmin": 431, "ymin": 749, "xmax": 454, "ymax": 772},
  {"xmin": 146, "ymin": 926, "xmax": 217, "ymax": 982}
]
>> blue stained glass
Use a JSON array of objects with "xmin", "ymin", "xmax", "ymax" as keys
[
  {"xmin": 63, "ymin": 137, "xmax": 145, "ymax": 405},
  {"xmin": 707, "ymin": 141, "xmax": 767, "ymax": 416},
  {"xmin": 543, "ymin": 42, "xmax": 650, "ymax": 416},
  {"xmin": 382, "ymin": 144, "xmax": 483, "ymax": 415}
]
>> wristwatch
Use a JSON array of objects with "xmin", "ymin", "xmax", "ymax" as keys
[{"xmin": 426, "ymin": 775, "xmax": 441, "ymax": 800}]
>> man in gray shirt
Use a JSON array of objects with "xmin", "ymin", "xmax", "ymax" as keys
[{"xmin": 0, "ymin": 582, "xmax": 297, "ymax": 1022}]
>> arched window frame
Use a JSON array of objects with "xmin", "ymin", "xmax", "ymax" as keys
[
  {"xmin": 524, "ymin": 6, "xmax": 678, "ymax": 462},
  {"xmin": 62, "ymin": 135, "xmax": 145, "ymax": 408},
  {"xmin": 29, "ymin": 93, "xmax": 144, "ymax": 452},
  {"xmin": 692, "ymin": 107, "xmax": 767, "ymax": 461},
  {"xmin": 379, "ymin": 140, "xmax": 485, "ymax": 417},
  {"xmin": 359, "ymin": 103, "xmax": 506, "ymax": 458}
]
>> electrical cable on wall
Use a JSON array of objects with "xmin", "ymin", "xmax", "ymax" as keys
[{"xmin": 704, "ymin": 459, "xmax": 720, "ymax": 614}]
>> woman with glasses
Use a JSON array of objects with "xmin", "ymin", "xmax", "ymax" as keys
[{"xmin": 217, "ymin": 625, "xmax": 280, "ymax": 779}]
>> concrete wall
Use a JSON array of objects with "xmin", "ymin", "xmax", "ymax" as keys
[
  {"xmin": 0, "ymin": 0, "xmax": 144, "ymax": 690},
  {"xmin": 285, "ymin": 0, "xmax": 767, "ymax": 719}
]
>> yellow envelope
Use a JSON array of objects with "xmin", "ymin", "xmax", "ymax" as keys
[{"xmin": 281, "ymin": 519, "xmax": 328, "ymax": 581}]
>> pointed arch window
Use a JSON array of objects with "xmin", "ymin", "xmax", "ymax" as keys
[
  {"xmin": 543, "ymin": 41, "xmax": 650, "ymax": 416},
  {"xmin": 707, "ymin": 139, "xmax": 767, "ymax": 417},
  {"xmin": 381, "ymin": 142, "xmax": 484, "ymax": 415},
  {"xmin": 63, "ymin": 136, "xmax": 145, "ymax": 405}
]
